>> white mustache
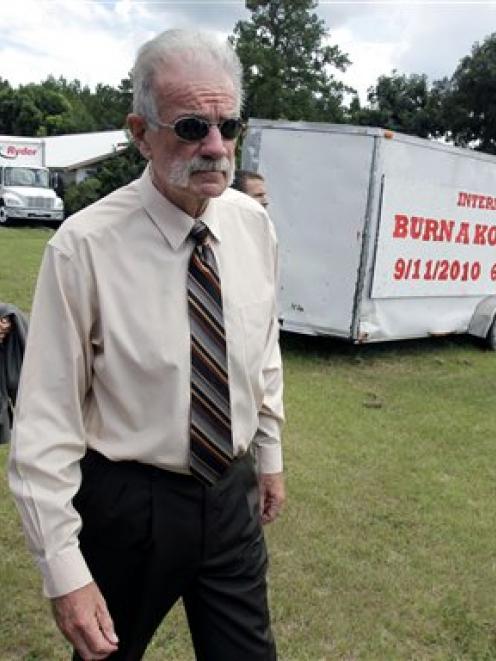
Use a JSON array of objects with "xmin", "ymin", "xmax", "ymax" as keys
[
  {"xmin": 168, "ymin": 156, "xmax": 234, "ymax": 188},
  {"xmin": 187, "ymin": 157, "xmax": 232, "ymax": 174}
]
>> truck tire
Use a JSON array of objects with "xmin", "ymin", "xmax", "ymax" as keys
[
  {"xmin": 486, "ymin": 317, "xmax": 496, "ymax": 350},
  {"xmin": 0, "ymin": 206, "xmax": 7, "ymax": 224}
]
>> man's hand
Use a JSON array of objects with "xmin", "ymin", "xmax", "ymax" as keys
[
  {"xmin": 51, "ymin": 581, "xmax": 119, "ymax": 660},
  {"xmin": 259, "ymin": 472, "xmax": 285, "ymax": 525}
]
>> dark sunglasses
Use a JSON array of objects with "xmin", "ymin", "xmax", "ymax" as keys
[{"xmin": 155, "ymin": 116, "xmax": 244, "ymax": 142}]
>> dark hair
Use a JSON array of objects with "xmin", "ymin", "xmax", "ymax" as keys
[{"xmin": 231, "ymin": 169, "xmax": 265, "ymax": 193}]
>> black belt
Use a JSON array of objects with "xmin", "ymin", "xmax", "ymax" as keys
[{"xmin": 81, "ymin": 447, "xmax": 252, "ymax": 488}]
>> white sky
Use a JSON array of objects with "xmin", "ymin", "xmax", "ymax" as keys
[{"xmin": 2, "ymin": 0, "xmax": 496, "ymax": 103}]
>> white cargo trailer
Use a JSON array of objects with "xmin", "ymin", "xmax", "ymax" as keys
[
  {"xmin": 241, "ymin": 119, "xmax": 496, "ymax": 348},
  {"xmin": 0, "ymin": 136, "xmax": 64, "ymax": 223}
]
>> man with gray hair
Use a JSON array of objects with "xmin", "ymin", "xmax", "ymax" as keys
[{"xmin": 9, "ymin": 29, "xmax": 284, "ymax": 660}]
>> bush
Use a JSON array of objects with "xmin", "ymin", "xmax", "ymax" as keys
[
  {"xmin": 63, "ymin": 177, "xmax": 102, "ymax": 216},
  {"xmin": 63, "ymin": 145, "xmax": 146, "ymax": 217}
]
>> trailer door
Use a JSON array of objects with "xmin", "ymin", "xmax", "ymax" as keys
[{"xmin": 244, "ymin": 125, "xmax": 376, "ymax": 337}]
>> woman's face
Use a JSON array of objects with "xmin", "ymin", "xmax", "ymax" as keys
[{"xmin": 0, "ymin": 316, "xmax": 12, "ymax": 344}]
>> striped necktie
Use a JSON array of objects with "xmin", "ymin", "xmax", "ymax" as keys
[{"xmin": 188, "ymin": 221, "xmax": 234, "ymax": 485}]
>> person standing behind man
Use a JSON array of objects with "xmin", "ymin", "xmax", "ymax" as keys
[
  {"xmin": 232, "ymin": 169, "xmax": 269, "ymax": 208},
  {"xmin": 0, "ymin": 302, "xmax": 28, "ymax": 444},
  {"xmin": 9, "ymin": 29, "xmax": 284, "ymax": 661}
]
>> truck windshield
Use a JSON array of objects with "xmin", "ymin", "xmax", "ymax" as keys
[{"xmin": 5, "ymin": 167, "xmax": 49, "ymax": 188}]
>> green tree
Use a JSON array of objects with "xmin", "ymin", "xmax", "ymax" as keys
[
  {"xmin": 440, "ymin": 32, "xmax": 496, "ymax": 153},
  {"xmin": 2, "ymin": 75, "xmax": 132, "ymax": 137},
  {"xmin": 64, "ymin": 177, "xmax": 102, "ymax": 216},
  {"xmin": 78, "ymin": 78, "xmax": 132, "ymax": 131},
  {"xmin": 0, "ymin": 80, "xmax": 47, "ymax": 135},
  {"xmin": 0, "ymin": 78, "xmax": 98, "ymax": 136},
  {"xmin": 63, "ymin": 145, "xmax": 146, "ymax": 217},
  {"xmin": 230, "ymin": 0, "xmax": 351, "ymax": 122},
  {"xmin": 38, "ymin": 77, "xmax": 99, "ymax": 134},
  {"xmin": 94, "ymin": 144, "xmax": 145, "ymax": 197},
  {"xmin": 7, "ymin": 91, "xmax": 44, "ymax": 136},
  {"xmin": 351, "ymin": 71, "xmax": 442, "ymax": 139},
  {"xmin": 0, "ymin": 81, "xmax": 19, "ymax": 133}
]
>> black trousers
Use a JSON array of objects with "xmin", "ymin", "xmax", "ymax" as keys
[{"xmin": 72, "ymin": 449, "xmax": 276, "ymax": 661}]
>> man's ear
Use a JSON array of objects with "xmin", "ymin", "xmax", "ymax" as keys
[{"xmin": 127, "ymin": 114, "xmax": 152, "ymax": 160}]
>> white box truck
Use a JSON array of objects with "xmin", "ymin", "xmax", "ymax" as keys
[
  {"xmin": 241, "ymin": 119, "xmax": 496, "ymax": 348},
  {"xmin": 0, "ymin": 136, "xmax": 64, "ymax": 224}
]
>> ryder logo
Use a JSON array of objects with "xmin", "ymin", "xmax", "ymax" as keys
[{"xmin": 0, "ymin": 145, "xmax": 38, "ymax": 159}]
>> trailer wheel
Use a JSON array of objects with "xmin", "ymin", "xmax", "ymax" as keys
[{"xmin": 486, "ymin": 318, "xmax": 496, "ymax": 350}]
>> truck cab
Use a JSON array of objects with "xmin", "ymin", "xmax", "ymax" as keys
[
  {"xmin": 0, "ymin": 164, "xmax": 64, "ymax": 224},
  {"xmin": 0, "ymin": 138, "xmax": 64, "ymax": 224}
]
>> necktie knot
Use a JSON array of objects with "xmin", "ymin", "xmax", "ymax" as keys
[{"xmin": 190, "ymin": 221, "xmax": 209, "ymax": 246}]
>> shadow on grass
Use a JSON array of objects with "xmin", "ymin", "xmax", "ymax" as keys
[
  {"xmin": 280, "ymin": 329, "xmax": 488, "ymax": 363},
  {"xmin": 0, "ymin": 220, "xmax": 59, "ymax": 230}
]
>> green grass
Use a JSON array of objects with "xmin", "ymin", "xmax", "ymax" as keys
[
  {"xmin": 2, "ymin": 227, "xmax": 496, "ymax": 659},
  {"xmin": 0, "ymin": 227, "xmax": 54, "ymax": 311}
]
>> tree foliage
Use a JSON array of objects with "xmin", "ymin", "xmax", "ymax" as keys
[
  {"xmin": 64, "ymin": 145, "xmax": 145, "ymax": 216},
  {"xmin": 63, "ymin": 177, "xmax": 102, "ymax": 216},
  {"xmin": 0, "ymin": 74, "xmax": 132, "ymax": 137},
  {"xmin": 230, "ymin": 0, "xmax": 352, "ymax": 122},
  {"xmin": 350, "ymin": 71, "xmax": 444, "ymax": 139},
  {"xmin": 439, "ymin": 32, "xmax": 496, "ymax": 153},
  {"xmin": 349, "ymin": 33, "xmax": 496, "ymax": 152}
]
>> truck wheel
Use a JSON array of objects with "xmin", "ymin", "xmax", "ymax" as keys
[
  {"xmin": 486, "ymin": 317, "xmax": 496, "ymax": 350},
  {"xmin": 0, "ymin": 207, "xmax": 7, "ymax": 224}
]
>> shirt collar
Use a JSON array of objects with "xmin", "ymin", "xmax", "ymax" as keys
[{"xmin": 138, "ymin": 164, "xmax": 222, "ymax": 249}]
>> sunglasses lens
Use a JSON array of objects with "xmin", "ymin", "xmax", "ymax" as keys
[
  {"xmin": 174, "ymin": 118, "xmax": 209, "ymax": 141},
  {"xmin": 173, "ymin": 117, "xmax": 243, "ymax": 141},
  {"xmin": 220, "ymin": 119, "xmax": 242, "ymax": 140}
]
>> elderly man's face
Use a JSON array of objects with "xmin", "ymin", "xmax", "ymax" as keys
[{"xmin": 129, "ymin": 60, "xmax": 238, "ymax": 217}]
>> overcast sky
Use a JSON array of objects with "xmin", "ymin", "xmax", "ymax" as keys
[{"xmin": 3, "ymin": 1, "xmax": 496, "ymax": 103}]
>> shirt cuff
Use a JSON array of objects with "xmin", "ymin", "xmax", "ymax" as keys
[
  {"xmin": 254, "ymin": 439, "xmax": 283, "ymax": 474},
  {"xmin": 37, "ymin": 545, "xmax": 93, "ymax": 598}
]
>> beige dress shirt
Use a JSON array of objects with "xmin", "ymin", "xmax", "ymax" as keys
[{"xmin": 8, "ymin": 165, "xmax": 284, "ymax": 598}]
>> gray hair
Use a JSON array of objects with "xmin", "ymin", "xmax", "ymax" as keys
[{"xmin": 132, "ymin": 29, "xmax": 243, "ymax": 127}]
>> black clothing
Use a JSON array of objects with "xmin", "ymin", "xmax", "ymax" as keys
[
  {"xmin": 0, "ymin": 302, "xmax": 28, "ymax": 443},
  {"xmin": 73, "ymin": 450, "xmax": 276, "ymax": 661}
]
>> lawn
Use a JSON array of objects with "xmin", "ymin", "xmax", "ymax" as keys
[{"xmin": 1, "ymin": 227, "xmax": 496, "ymax": 660}]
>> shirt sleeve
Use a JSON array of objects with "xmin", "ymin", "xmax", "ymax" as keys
[
  {"xmin": 253, "ymin": 219, "xmax": 284, "ymax": 474},
  {"xmin": 8, "ymin": 242, "xmax": 95, "ymax": 598}
]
